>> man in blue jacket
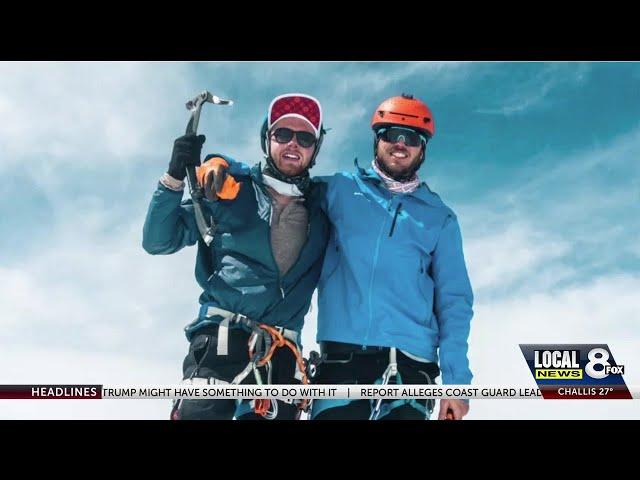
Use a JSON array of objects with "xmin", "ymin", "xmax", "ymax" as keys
[
  {"xmin": 142, "ymin": 93, "xmax": 329, "ymax": 420},
  {"xmin": 203, "ymin": 93, "xmax": 474, "ymax": 420},
  {"xmin": 310, "ymin": 94, "xmax": 474, "ymax": 420}
]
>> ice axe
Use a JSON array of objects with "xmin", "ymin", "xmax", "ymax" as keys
[{"xmin": 183, "ymin": 90, "xmax": 234, "ymax": 246}]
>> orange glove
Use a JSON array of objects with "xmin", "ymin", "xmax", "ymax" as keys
[{"xmin": 196, "ymin": 157, "xmax": 241, "ymax": 201}]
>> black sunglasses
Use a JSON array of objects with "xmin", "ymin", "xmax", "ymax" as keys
[
  {"xmin": 271, "ymin": 127, "xmax": 317, "ymax": 148},
  {"xmin": 377, "ymin": 127, "xmax": 427, "ymax": 147}
]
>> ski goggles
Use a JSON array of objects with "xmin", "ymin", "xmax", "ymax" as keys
[
  {"xmin": 271, "ymin": 127, "xmax": 317, "ymax": 148},
  {"xmin": 376, "ymin": 127, "xmax": 428, "ymax": 147}
]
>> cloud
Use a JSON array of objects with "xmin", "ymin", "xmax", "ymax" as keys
[
  {"xmin": 511, "ymin": 121, "xmax": 640, "ymax": 198},
  {"xmin": 475, "ymin": 76, "xmax": 557, "ymax": 115},
  {"xmin": 465, "ymin": 222, "xmax": 573, "ymax": 296},
  {"xmin": 330, "ymin": 62, "xmax": 471, "ymax": 96},
  {"xmin": 475, "ymin": 63, "xmax": 592, "ymax": 116},
  {"xmin": 455, "ymin": 122, "xmax": 640, "ymax": 292},
  {"xmin": 0, "ymin": 209, "xmax": 201, "ymax": 358},
  {"xmin": 0, "ymin": 62, "xmax": 197, "ymax": 170}
]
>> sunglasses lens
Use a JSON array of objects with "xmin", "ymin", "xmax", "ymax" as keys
[
  {"xmin": 296, "ymin": 131, "xmax": 316, "ymax": 148},
  {"xmin": 273, "ymin": 128, "xmax": 294, "ymax": 144},
  {"xmin": 381, "ymin": 128, "xmax": 422, "ymax": 147},
  {"xmin": 272, "ymin": 128, "xmax": 316, "ymax": 148}
]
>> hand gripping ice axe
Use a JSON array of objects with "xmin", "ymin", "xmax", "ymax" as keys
[{"xmin": 184, "ymin": 91, "xmax": 234, "ymax": 246}]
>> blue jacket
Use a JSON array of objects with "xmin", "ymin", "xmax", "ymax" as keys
[
  {"xmin": 316, "ymin": 161, "xmax": 474, "ymax": 385},
  {"xmin": 142, "ymin": 157, "xmax": 329, "ymax": 340},
  {"xmin": 226, "ymin": 159, "xmax": 474, "ymax": 385}
]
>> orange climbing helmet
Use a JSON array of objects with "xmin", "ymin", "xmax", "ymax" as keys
[{"xmin": 371, "ymin": 93, "xmax": 435, "ymax": 138}]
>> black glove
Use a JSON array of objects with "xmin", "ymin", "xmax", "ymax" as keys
[{"xmin": 167, "ymin": 134, "xmax": 206, "ymax": 181}]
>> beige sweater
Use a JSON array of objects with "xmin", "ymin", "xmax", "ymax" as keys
[{"xmin": 266, "ymin": 187, "xmax": 309, "ymax": 276}]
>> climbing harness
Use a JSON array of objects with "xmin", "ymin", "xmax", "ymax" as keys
[{"xmin": 184, "ymin": 306, "xmax": 311, "ymax": 419}]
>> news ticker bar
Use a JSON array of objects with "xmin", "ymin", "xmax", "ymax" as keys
[{"xmin": 0, "ymin": 385, "xmax": 637, "ymax": 400}]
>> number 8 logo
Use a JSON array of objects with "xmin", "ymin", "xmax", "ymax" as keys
[{"xmin": 585, "ymin": 348, "xmax": 610, "ymax": 379}]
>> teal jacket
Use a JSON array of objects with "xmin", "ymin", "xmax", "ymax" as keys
[{"xmin": 142, "ymin": 157, "xmax": 330, "ymax": 340}]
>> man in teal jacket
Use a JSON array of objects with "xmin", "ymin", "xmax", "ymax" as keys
[
  {"xmin": 212, "ymin": 93, "xmax": 474, "ymax": 420},
  {"xmin": 143, "ymin": 93, "xmax": 329, "ymax": 420}
]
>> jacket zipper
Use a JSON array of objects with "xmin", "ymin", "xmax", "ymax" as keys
[
  {"xmin": 364, "ymin": 199, "xmax": 394, "ymax": 346},
  {"xmin": 388, "ymin": 202, "xmax": 403, "ymax": 237}
]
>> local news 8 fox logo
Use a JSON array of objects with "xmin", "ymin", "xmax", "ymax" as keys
[
  {"xmin": 519, "ymin": 344, "xmax": 626, "ymax": 383},
  {"xmin": 534, "ymin": 347, "xmax": 624, "ymax": 380}
]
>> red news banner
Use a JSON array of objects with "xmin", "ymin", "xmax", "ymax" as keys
[
  {"xmin": 0, "ymin": 385, "xmax": 102, "ymax": 399},
  {"xmin": 0, "ymin": 384, "xmax": 638, "ymax": 400}
]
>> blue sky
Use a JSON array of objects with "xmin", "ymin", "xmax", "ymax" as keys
[{"xmin": 0, "ymin": 62, "xmax": 638, "ymax": 419}]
